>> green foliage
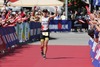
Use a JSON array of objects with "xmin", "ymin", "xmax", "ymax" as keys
[{"xmin": 68, "ymin": 0, "xmax": 84, "ymax": 11}]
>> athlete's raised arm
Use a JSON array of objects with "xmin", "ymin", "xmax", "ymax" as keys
[{"xmin": 49, "ymin": 6, "xmax": 58, "ymax": 19}]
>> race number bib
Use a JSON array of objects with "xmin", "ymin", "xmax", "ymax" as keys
[{"xmin": 42, "ymin": 32, "xmax": 48, "ymax": 36}]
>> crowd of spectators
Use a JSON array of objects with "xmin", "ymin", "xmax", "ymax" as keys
[
  {"xmin": 85, "ymin": 6, "xmax": 100, "ymax": 43},
  {"xmin": 67, "ymin": 7, "xmax": 89, "ymax": 32},
  {"xmin": 0, "ymin": 5, "xmax": 29, "ymax": 27},
  {"xmin": 0, "ymin": 5, "xmax": 66, "ymax": 28}
]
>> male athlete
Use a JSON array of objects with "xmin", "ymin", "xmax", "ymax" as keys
[{"xmin": 40, "ymin": 6, "xmax": 58, "ymax": 59}]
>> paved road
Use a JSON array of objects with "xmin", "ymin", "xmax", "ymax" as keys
[
  {"xmin": 1, "ymin": 45, "xmax": 93, "ymax": 67},
  {"xmin": 1, "ymin": 32, "xmax": 93, "ymax": 67},
  {"xmin": 30, "ymin": 32, "xmax": 90, "ymax": 46}
]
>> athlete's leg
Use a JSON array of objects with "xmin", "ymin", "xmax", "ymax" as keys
[
  {"xmin": 41, "ymin": 39, "xmax": 44, "ymax": 51},
  {"xmin": 43, "ymin": 37, "xmax": 49, "ymax": 58},
  {"xmin": 40, "ymin": 33, "xmax": 45, "ymax": 56}
]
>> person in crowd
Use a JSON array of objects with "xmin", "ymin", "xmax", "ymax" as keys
[
  {"xmin": 60, "ymin": 12, "xmax": 66, "ymax": 20},
  {"xmin": 0, "ymin": 14, "xmax": 3, "ymax": 27},
  {"xmin": 85, "ymin": 6, "xmax": 100, "ymax": 43},
  {"xmin": 6, "ymin": 13, "xmax": 16, "ymax": 27},
  {"xmin": 30, "ymin": 6, "xmax": 40, "ymax": 22},
  {"xmin": 30, "ymin": 11, "xmax": 35, "ymax": 21},
  {"xmin": 1, "ymin": 4, "xmax": 8, "ymax": 12},
  {"xmin": 73, "ymin": 11, "xmax": 85, "ymax": 32},
  {"xmin": 20, "ymin": 9, "xmax": 25, "ymax": 18},
  {"xmin": 71, "ymin": 11, "xmax": 76, "ymax": 32},
  {"xmin": 33, "ymin": 12, "xmax": 41, "ymax": 22},
  {"xmin": 54, "ymin": 13, "xmax": 61, "ymax": 20},
  {"xmin": 1, "ymin": 11, "xmax": 6, "ymax": 20}
]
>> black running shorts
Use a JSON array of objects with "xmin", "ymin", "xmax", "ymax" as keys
[{"xmin": 40, "ymin": 30, "xmax": 49, "ymax": 41}]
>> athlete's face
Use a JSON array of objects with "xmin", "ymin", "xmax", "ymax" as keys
[{"xmin": 43, "ymin": 12, "xmax": 48, "ymax": 17}]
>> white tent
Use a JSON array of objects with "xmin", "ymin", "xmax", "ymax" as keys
[
  {"xmin": 0, "ymin": 0, "xmax": 4, "ymax": 7},
  {"xmin": 36, "ymin": 0, "xmax": 63, "ymax": 6},
  {"xmin": 40, "ymin": 6, "xmax": 62, "ymax": 13},
  {"xmin": 10, "ymin": 0, "xmax": 64, "ymax": 7}
]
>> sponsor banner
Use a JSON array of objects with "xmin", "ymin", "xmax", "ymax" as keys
[
  {"xmin": 49, "ymin": 20, "xmax": 72, "ymax": 32},
  {"xmin": 0, "ymin": 27, "xmax": 19, "ymax": 49},
  {"xmin": 29, "ymin": 22, "xmax": 41, "ymax": 40}
]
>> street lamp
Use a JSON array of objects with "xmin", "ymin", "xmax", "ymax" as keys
[{"xmin": 65, "ymin": 0, "xmax": 68, "ymax": 20}]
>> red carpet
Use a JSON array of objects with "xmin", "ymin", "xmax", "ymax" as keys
[{"xmin": 0, "ymin": 45, "xmax": 94, "ymax": 67}]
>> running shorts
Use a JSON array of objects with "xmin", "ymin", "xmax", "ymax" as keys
[{"xmin": 40, "ymin": 30, "xmax": 49, "ymax": 41}]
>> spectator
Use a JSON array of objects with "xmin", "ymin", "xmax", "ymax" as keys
[
  {"xmin": 54, "ymin": 14, "xmax": 61, "ymax": 20},
  {"xmin": 61, "ymin": 12, "xmax": 66, "ymax": 20},
  {"xmin": 1, "ymin": 4, "xmax": 8, "ymax": 12},
  {"xmin": 74, "ymin": 11, "xmax": 85, "ymax": 32},
  {"xmin": 1, "ymin": 11, "xmax": 6, "ymax": 20},
  {"xmin": 0, "ymin": 14, "xmax": 2, "ymax": 27}
]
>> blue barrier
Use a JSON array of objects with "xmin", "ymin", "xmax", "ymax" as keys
[
  {"xmin": 93, "ymin": 0, "xmax": 100, "ymax": 6},
  {"xmin": 0, "ymin": 20, "xmax": 72, "ymax": 52},
  {"xmin": 88, "ymin": 38, "xmax": 94, "ymax": 48},
  {"xmin": 29, "ymin": 22, "xmax": 41, "ymax": 41},
  {"xmin": 0, "ymin": 27, "xmax": 19, "ymax": 49},
  {"xmin": 49, "ymin": 20, "xmax": 72, "ymax": 32},
  {"xmin": 30, "ymin": 22, "xmax": 35, "ymax": 40},
  {"xmin": 92, "ymin": 59, "xmax": 100, "ymax": 67},
  {"xmin": 35, "ymin": 22, "xmax": 41, "ymax": 39},
  {"xmin": 0, "ymin": 31, "xmax": 6, "ymax": 51},
  {"xmin": 89, "ymin": 38, "xmax": 100, "ymax": 67}
]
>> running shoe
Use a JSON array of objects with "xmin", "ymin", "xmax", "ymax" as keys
[
  {"xmin": 41, "ymin": 50, "xmax": 44, "ymax": 56},
  {"xmin": 43, "ymin": 54, "xmax": 46, "ymax": 59}
]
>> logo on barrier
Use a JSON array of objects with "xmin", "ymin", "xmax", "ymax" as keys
[
  {"xmin": 49, "ymin": 25, "xmax": 58, "ymax": 29},
  {"xmin": 5, "ymin": 35, "xmax": 10, "ymax": 43},
  {"xmin": 62, "ymin": 25, "xmax": 68, "ymax": 29},
  {"xmin": 14, "ymin": 32, "xmax": 18, "ymax": 40},
  {"xmin": 37, "ymin": 28, "xmax": 41, "ymax": 34},
  {"xmin": 34, "ymin": 29, "xmax": 36, "ymax": 35},
  {"xmin": 9, "ymin": 34, "xmax": 13, "ymax": 42},
  {"xmin": 30, "ymin": 29, "xmax": 33, "ymax": 36},
  {"xmin": 49, "ymin": 20, "xmax": 71, "ymax": 32},
  {"xmin": 2, "ymin": 36, "xmax": 7, "ymax": 44}
]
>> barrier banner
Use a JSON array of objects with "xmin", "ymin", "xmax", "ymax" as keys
[
  {"xmin": 29, "ymin": 22, "xmax": 41, "ymax": 40},
  {"xmin": 89, "ymin": 39, "xmax": 97, "ymax": 60},
  {"xmin": 61, "ymin": 20, "xmax": 72, "ymax": 32},
  {"xmin": 92, "ymin": 59, "xmax": 100, "ymax": 67},
  {"xmin": 88, "ymin": 38, "xmax": 100, "ymax": 67},
  {"xmin": 0, "ymin": 27, "xmax": 10, "ymax": 48},
  {"xmin": 49, "ymin": 20, "xmax": 72, "ymax": 32},
  {"xmin": 49, "ymin": 20, "xmax": 58, "ymax": 32},
  {"xmin": 92, "ymin": 44, "xmax": 100, "ymax": 67},
  {"xmin": 0, "ymin": 27, "xmax": 19, "ymax": 48},
  {"xmin": 30, "ymin": 22, "xmax": 35, "ymax": 40},
  {"xmin": 88, "ymin": 38, "xmax": 94, "ymax": 48},
  {"xmin": 0, "ymin": 32, "xmax": 6, "ymax": 51},
  {"xmin": 93, "ymin": 0, "xmax": 100, "ymax": 6},
  {"xmin": 35, "ymin": 22, "xmax": 41, "ymax": 39}
]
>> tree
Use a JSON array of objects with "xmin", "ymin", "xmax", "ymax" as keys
[{"xmin": 68, "ymin": 0, "xmax": 89, "ymax": 12}]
